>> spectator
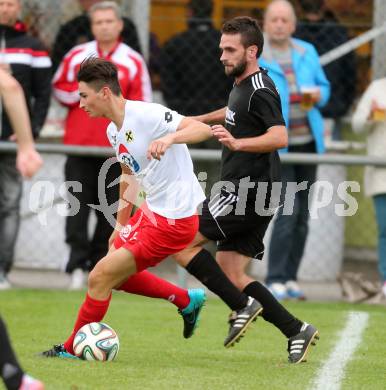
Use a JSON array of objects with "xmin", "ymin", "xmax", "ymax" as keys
[
  {"xmin": 260, "ymin": 0, "xmax": 330, "ymax": 300},
  {"xmin": 295, "ymin": 0, "xmax": 356, "ymax": 141},
  {"xmin": 51, "ymin": 0, "xmax": 141, "ymax": 72},
  {"xmin": 159, "ymin": 0, "xmax": 233, "ymax": 193},
  {"xmin": 160, "ymin": 0, "xmax": 232, "ymax": 116},
  {"xmin": 52, "ymin": 1, "xmax": 152, "ymax": 290},
  {"xmin": 0, "ymin": 0, "xmax": 51, "ymax": 290},
  {"xmin": 351, "ymin": 78, "xmax": 386, "ymax": 299}
]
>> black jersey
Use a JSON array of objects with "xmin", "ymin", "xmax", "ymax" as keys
[{"xmin": 220, "ymin": 69, "xmax": 285, "ymax": 190}]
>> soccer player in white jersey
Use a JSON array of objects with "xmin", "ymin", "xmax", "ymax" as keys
[{"xmin": 41, "ymin": 57, "xmax": 261, "ymax": 358}]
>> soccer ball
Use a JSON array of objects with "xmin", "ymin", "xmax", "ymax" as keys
[{"xmin": 73, "ymin": 322, "xmax": 119, "ymax": 361}]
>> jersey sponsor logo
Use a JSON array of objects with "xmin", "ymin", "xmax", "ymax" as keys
[
  {"xmin": 118, "ymin": 144, "xmax": 140, "ymax": 173},
  {"xmin": 125, "ymin": 130, "xmax": 134, "ymax": 143},
  {"xmin": 165, "ymin": 111, "xmax": 173, "ymax": 123},
  {"xmin": 225, "ymin": 108, "xmax": 236, "ymax": 126}
]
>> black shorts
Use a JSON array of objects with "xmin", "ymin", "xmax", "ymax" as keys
[{"xmin": 199, "ymin": 186, "xmax": 273, "ymax": 259}]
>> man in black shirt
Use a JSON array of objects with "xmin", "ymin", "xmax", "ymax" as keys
[
  {"xmin": 174, "ymin": 16, "xmax": 319, "ymax": 364},
  {"xmin": 160, "ymin": 0, "xmax": 232, "ymax": 117}
]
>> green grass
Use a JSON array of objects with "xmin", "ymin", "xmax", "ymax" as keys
[
  {"xmin": 1, "ymin": 290, "xmax": 385, "ymax": 390},
  {"xmin": 343, "ymin": 309, "xmax": 386, "ymax": 390}
]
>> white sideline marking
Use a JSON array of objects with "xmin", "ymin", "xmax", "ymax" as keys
[{"xmin": 312, "ymin": 311, "xmax": 369, "ymax": 390}]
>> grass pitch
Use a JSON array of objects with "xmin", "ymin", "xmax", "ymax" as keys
[{"xmin": 1, "ymin": 290, "xmax": 385, "ymax": 390}]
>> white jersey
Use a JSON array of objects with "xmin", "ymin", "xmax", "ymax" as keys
[{"xmin": 107, "ymin": 100, "xmax": 205, "ymax": 219}]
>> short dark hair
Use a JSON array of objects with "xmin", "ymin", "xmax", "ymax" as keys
[
  {"xmin": 221, "ymin": 17, "xmax": 264, "ymax": 58},
  {"xmin": 300, "ymin": 0, "xmax": 324, "ymax": 14},
  {"xmin": 188, "ymin": 0, "xmax": 213, "ymax": 18},
  {"xmin": 77, "ymin": 57, "xmax": 121, "ymax": 96}
]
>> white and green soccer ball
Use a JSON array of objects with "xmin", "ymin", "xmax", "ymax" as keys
[{"xmin": 73, "ymin": 322, "xmax": 119, "ymax": 361}]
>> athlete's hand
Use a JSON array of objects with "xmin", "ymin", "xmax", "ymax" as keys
[
  {"xmin": 211, "ymin": 125, "xmax": 241, "ymax": 151},
  {"xmin": 147, "ymin": 134, "xmax": 173, "ymax": 160},
  {"xmin": 16, "ymin": 146, "xmax": 43, "ymax": 178}
]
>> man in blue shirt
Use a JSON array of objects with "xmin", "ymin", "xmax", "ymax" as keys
[{"xmin": 260, "ymin": 0, "xmax": 330, "ymax": 300}]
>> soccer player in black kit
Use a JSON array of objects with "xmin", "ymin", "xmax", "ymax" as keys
[{"xmin": 174, "ymin": 16, "xmax": 319, "ymax": 364}]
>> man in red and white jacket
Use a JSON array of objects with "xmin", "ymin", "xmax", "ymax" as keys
[{"xmin": 52, "ymin": 1, "xmax": 152, "ymax": 289}]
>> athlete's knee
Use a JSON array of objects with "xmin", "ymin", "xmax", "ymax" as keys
[
  {"xmin": 220, "ymin": 267, "xmax": 245, "ymax": 291},
  {"xmin": 88, "ymin": 262, "xmax": 108, "ymax": 290},
  {"xmin": 173, "ymin": 246, "xmax": 201, "ymax": 267}
]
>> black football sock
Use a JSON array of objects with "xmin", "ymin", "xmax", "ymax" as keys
[
  {"xmin": 0, "ymin": 316, "xmax": 24, "ymax": 390},
  {"xmin": 243, "ymin": 281, "xmax": 302, "ymax": 338},
  {"xmin": 185, "ymin": 249, "xmax": 248, "ymax": 311}
]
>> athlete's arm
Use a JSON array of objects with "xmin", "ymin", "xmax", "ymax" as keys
[
  {"xmin": 0, "ymin": 68, "xmax": 43, "ymax": 178},
  {"xmin": 191, "ymin": 107, "xmax": 227, "ymax": 124},
  {"xmin": 213, "ymin": 87, "xmax": 288, "ymax": 152},
  {"xmin": 211, "ymin": 124, "xmax": 288, "ymax": 153},
  {"xmin": 147, "ymin": 117, "xmax": 212, "ymax": 160}
]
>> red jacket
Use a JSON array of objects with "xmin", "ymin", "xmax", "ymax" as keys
[
  {"xmin": 52, "ymin": 40, "xmax": 152, "ymax": 146},
  {"xmin": 0, "ymin": 22, "xmax": 51, "ymax": 139}
]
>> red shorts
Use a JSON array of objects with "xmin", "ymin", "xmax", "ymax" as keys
[{"xmin": 113, "ymin": 203, "xmax": 198, "ymax": 272}]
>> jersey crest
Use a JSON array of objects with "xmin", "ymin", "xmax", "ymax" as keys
[{"xmin": 125, "ymin": 130, "xmax": 134, "ymax": 143}]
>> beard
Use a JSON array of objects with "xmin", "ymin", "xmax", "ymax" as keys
[{"xmin": 224, "ymin": 59, "xmax": 247, "ymax": 78}]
